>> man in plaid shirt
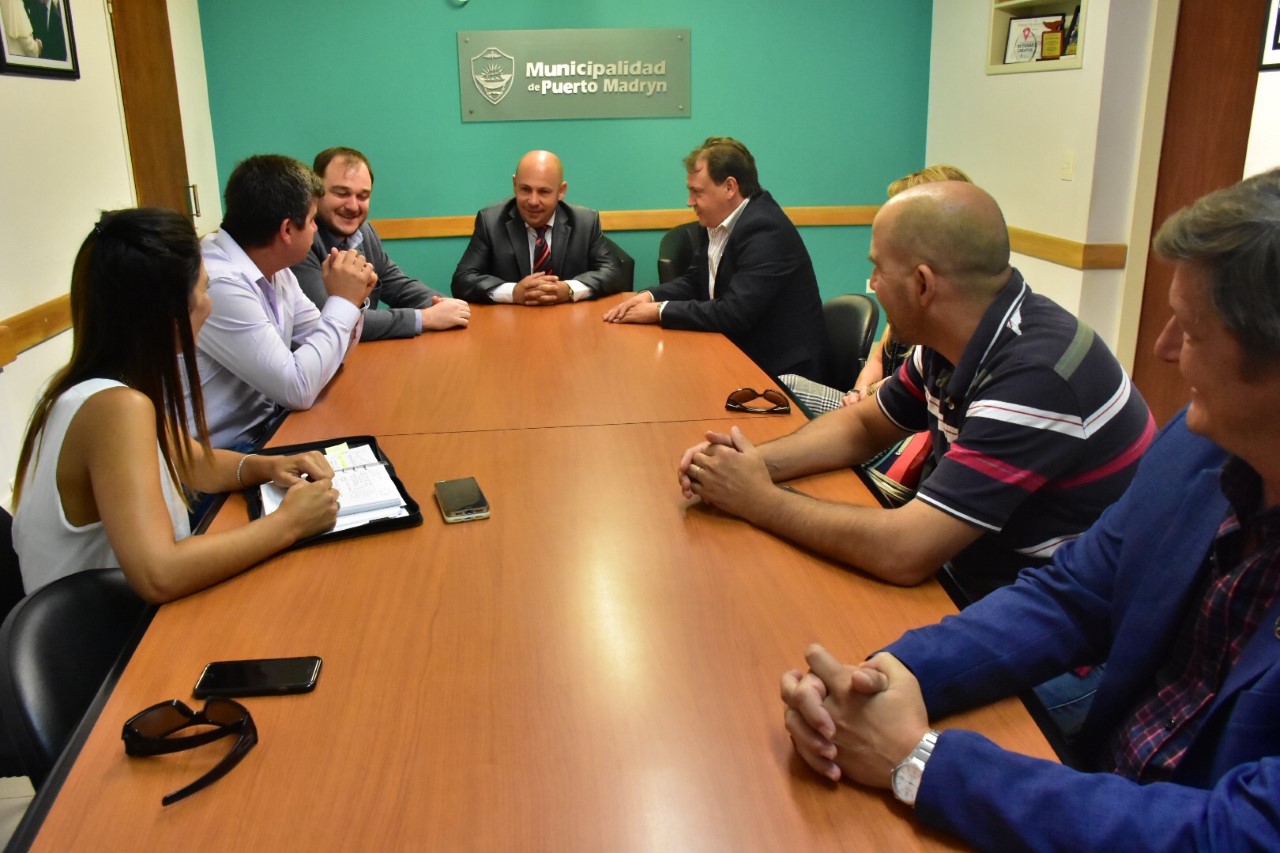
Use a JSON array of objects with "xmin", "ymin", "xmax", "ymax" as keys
[{"xmin": 780, "ymin": 169, "xmax": 1280, "ymax": 849}]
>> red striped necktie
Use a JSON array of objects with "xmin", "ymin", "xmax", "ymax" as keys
[{"xmin": 533, "ymin": 227, "xmax": 552, "ymax": 275}]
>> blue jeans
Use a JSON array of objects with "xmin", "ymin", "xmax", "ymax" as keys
[{"xmin": 1034, "ymin": 665, "xmax": 1106, "ymax": 740}]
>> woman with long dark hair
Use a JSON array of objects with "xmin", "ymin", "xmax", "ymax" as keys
[{"xmin": 12, "ymin": 208, "xmax": 338, "ymax": 602}]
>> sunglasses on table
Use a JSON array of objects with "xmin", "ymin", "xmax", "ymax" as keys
[
  {"xmin": 725, "ymin": 387, "xmax": 791, "ymax": 414},
  {"xmin": 122, "ymin": 697, "xmax": 257, "ymax": 806}
]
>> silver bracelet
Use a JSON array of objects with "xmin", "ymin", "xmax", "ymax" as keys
[{"xmin": 235, "ymin": 453, "xmax": 257, "ymax": 490}]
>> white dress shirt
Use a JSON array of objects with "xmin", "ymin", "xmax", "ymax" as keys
[
  {"xmin": 196, "ymin": 230, "xmax": 361, "ymax": 448},
  {"xmin": 658, "ymin": 197, "xmax": 750, "ymax": 319},
  {"xmin": 706, "ymin": 196, "xmax": 750, "ymax": 299}
]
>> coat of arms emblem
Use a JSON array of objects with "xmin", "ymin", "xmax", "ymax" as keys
[{"xmin": 471, "ymin": 47, "xmax": 515, "ymax": 105}]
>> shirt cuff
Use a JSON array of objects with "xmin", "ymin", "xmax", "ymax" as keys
[
  {"xmin": 322, "ymin": 294, "xmax": 364, "ymax": 327},
  {"xmin": 490, "ymin": 282, "xmax": 516, "ymax": 304},
  {"xmin": 413, "ymin": 309, "xmax": 424, "ymax": 334},
  {"xmin": 566, "ymin": 280, "xmax": 589, "ymax": 302}
]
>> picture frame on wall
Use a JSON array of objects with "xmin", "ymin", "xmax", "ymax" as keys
[
  {"xmin": 1263, "ymin": 0, "xmax": 1280, "ymax": 70},
  {"xmin": 0, "ymin": 0, "xmax": 79, "ymax": 80},
  {"xmin": 1004, "ymin": 15, "xmax": 1064, "ymax": 64}
]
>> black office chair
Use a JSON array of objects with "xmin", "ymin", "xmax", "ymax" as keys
[
  {"xmin": 0, "ymin": 568, "xmax": 149, "ymax": 787},
  {"xmin": 0, "ymin": 509, "xmax": 27, "ymax": 778},
  {"xmin": 0, "ymin": 510, "xmax": 26, "ymax": 631},
  {"xmin": 656, "ymin": 221, "xmax": 701, "ymax": 283},
  {"xmin": 823, "ymin": 294, "xmax": 881, "ymax": 391},
  {"xmin": 600, "ymin": 234, "xmax": 636, "ymax": 294}
]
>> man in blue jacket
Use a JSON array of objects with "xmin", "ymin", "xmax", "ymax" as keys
[{"xmin": 780, "ymin": 168, "xmax": 1280, "ymax": 849}]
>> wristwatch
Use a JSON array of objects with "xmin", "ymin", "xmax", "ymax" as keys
[{"xmin": 890, "ymin": 730, "xmax": 939, "ymax": 807}]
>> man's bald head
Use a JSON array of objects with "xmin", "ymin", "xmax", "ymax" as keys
[
  {"xmin": 515, "ymin": 150, "xmax": 564, "ymax": 186},
  {"xmin": 878, "ymin": 181, "xmax": 1011, "ymax": 296},
  {"xmin": 512, "ymin": 150, "xmax": 567, "ymax": 229}
]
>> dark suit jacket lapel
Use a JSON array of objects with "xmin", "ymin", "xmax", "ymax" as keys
[
  {"xmin": 504, "ymin": 208, "xmax": 530, "ymax": 278},
  {"xmin": 691, "ymin": 227, "xmax": 712, "ymax": 300},
  {"xmin": 713, "ymin": 194, "xmax": 763, "ymax": 299},
  {"xmin": 551, "ymin": 205, "xmax": 571, "ymax": 276}
]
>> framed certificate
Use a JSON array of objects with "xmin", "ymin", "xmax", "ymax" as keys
[
  {"xmin": 1005, "ymin": 15, "xmax": 1065, "ymax": 64},
  {"xmin": 1263, "ymin": 0, "xmax": 1280, "ymax": 70}
]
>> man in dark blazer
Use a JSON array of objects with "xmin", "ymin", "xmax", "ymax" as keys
[
  {"xmin": 293, "ymin": 147, "xmax": 471, "ymax": 342},
  {"xmin": 451, "ymin": 150, "xmax": 627, "ymax": 305},
  {"xmin": 779, "ymin": 169, "xmax": 1280, "ymax": 849},
  {"xmin": 24, "ymin": 0, "xmax": 65, "ymax": 61},
  {"xmin": 604, "ymin": 137, "xmax": 828, "ymax": 382}
]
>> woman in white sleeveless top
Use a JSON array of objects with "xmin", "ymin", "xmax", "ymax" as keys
[{"xmin": 12, "ymin": 208, "xmax": 339, "ymax": 602}]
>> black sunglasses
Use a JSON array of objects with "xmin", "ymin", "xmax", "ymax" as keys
[
  {"xmin": 122, "ymin": 697, "xmax": 258, "ymax": 806},
  {"xmin": 725, "ymin": 387, "xmax": 791, "ymax": 414}
]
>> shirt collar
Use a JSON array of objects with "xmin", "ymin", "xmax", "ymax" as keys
[
  {"xmin": 943, "ymin": 269, "xmax": 1027, "ymax": 404},
  {"xmin": 318, "ymin": 221, "xmax": 365, "ymax": 252},
  {"xmin": 211, "ymin": 229, "xmax": 270, "ymax": 285},
  {"xmin": 1221, "ymin": 457, "xmax": 1270, "ymax": 524},
  {"xmin": 527, "ymin": 212, "xmax": 556, "ymax": 235},
  {"xmin": 709, "ymin": 196, "xmax": 750, "ymax": 236}
]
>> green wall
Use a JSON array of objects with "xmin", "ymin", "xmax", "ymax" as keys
[{"xmin": 196, "ymin": 0, "xmax": 930, "ymax": 303}]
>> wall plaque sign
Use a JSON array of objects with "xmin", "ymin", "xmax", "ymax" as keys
[{"xmin": 458, "ymin": 28, "xmax": 691, "ymax": 122}]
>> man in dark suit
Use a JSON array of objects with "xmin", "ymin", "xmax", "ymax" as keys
[
  {"xmin": 603, "ymin": 136, "xmax": 828, "ymax": 382},
  {"xmin": 24, "ymin": 0, "xmax": 65, "ymax": 61},
  {"xmin": 293, "ymin": 147, "xmax": 471, "ymax": 342},
  {"xmin": 779, "ymin": 169, "xmax": 1280, "ymax": 850},
  {"xmin": 451, "ymin": 150, "xmax": 627, "ymax": 305}
]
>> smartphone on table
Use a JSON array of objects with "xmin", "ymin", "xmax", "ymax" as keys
[
  {"xmin": 193, "ymin": 656, "xmax": 322, "ymax": 698},
  {"xmin": 434, "ymin": 477, "xmax": 490, "ymax": 523}
]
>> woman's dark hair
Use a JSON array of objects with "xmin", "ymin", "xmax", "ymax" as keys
[{"xmin": 14, "ymin": 207, "xmax": 209, "ymax": 506}]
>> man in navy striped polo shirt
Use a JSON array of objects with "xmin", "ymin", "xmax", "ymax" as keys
[{"xmin": 679, "ymin": 180, "xmax": 1154, "ymax": 603}]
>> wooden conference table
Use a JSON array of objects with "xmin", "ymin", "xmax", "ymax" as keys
[{"xmin": 20, "ymin": 294, "xmax": 1053, "ymax": 851}]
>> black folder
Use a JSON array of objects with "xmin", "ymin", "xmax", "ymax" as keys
[{"xmin": 244, "ymin": 435, "xmax": 422, "ymax": 548}]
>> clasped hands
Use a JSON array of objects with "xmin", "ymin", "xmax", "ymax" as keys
[
  {"xmin": 676, "ymin": 426, "xmax": 778, "ymax": 520},
  {"xmin": 780, "ymin": 645, "xmax": 931, "ymax": 789},
  {"xmin": 322, "ymin": 247, "xmax": 378, "ymax": 307},
  {"xmin": 514, "ymin": 272, "xmax": 573, "ymax": 306}
]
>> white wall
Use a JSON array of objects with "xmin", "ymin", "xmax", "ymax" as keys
[
  {"xmin": 926, "ymin": 0, "xmax": 1166, "ymax": 364},
  {"xmin": 0, "ymin": 0, "xmax": 132, "ymax": 507},
  {"xmin": 0, "ymin": 0, "xmax": 219, "ymax": 508}
]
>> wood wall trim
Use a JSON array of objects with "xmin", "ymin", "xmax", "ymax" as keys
[
  {"xmin": 0, "ymin": 210, "xmax": 1127, "ymax": 359},
  {"xmin": 371, "ymin": 206, "xmax": 1126, "ymax": 272},
  {"xmin": 0, "ymin": 295, "xmax": 71, "ymax": 365},
  {"xmin": 0, "ymin": 325, "xmax": 15, "ymax": 369},
  {"xmin": 1006, "ymin": 226, "xmax": 1127, "ymax": 270},
  {"xmin": 374, "ymin": 215, "xmax": 478, "ymax": 239}
]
